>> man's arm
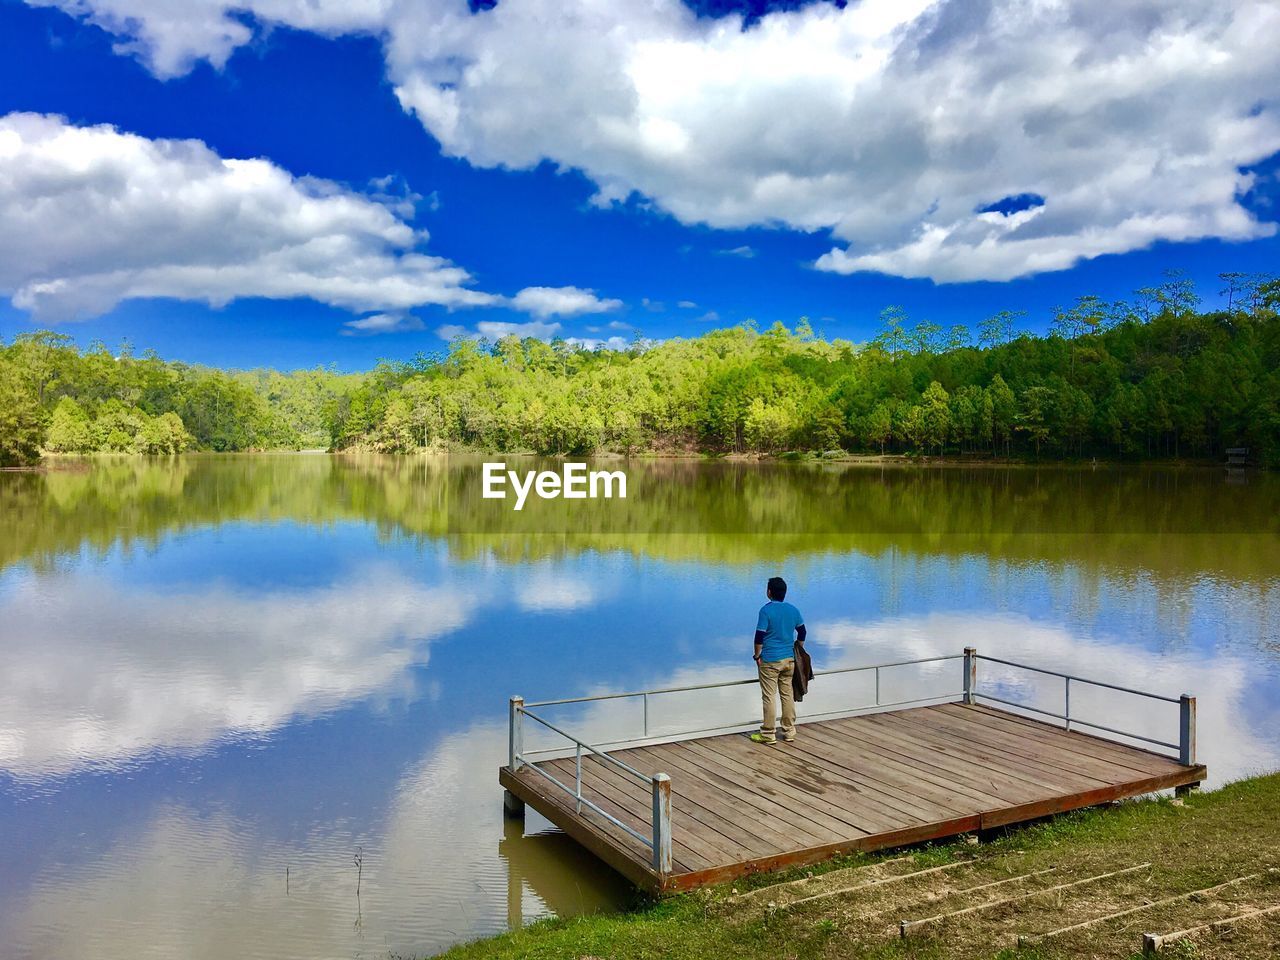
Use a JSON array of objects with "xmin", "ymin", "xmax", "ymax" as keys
[
  {"xmin": 753, "ymin": 629, "xmax": 765, "ymax": 662},
  {"xmin": 796, "ymin": 623, "xmax": 806, "ymax": 644}
]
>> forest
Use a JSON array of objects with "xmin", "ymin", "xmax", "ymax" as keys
[{"xmin": 1, "ymin": 271, "xmax": 1277, "ymax": 467}]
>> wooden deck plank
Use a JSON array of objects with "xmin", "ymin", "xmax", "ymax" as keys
[
  {"xmin": 944, "ymin": 703, "xmax": 1184, "ymax": 778},
  {"xmin": 792, "ymin": 721, "xmax": 1020, "ymax": 811},
  {"xmin": 501, "ymin": 701, "xmax": 1205, "ymax": 894},
  {"xmin": 851, "ymin": 710, "xmax": 1084, "ymax": 801},
  {"xmin": 622, "ymin": 745, "xmax": 812, "ymax": 854},
  {"xmin": 759, "ymin": 727, "xmax": 977, "ymax": 822},
  {"xmin": 914, "ymin": 705, "xmax": 1154, "ymax": 784},
  {"xmin": 548, "ymin": 753, "xmax": 775, "ymax": 862},
  {"xmin": 624, "ymin": 742, "xmax": 842, "ymax": 847},
  {"xmin": 953, "ymin": 703, "xmax": 1186, "ymax": 774},
  {"xmin": 816, "ymin": 714, "xmax": 1049, "ymax": 806},
  {"xmin": 872, "ymin": 709, "xmax": 1109, "ymax": 794},
  {"xmin": 697, "ymin": 732, "xmax": 950, "ymax": 827},
  {"xmin": 676, "ymin": 738, "xmax": 882, "ymax": 836},
  {"xmin": 535, "ymin": 758, "xmax": 707, "ymax": 871},
  {"xmin": 858, "ymin": 712, "xmax": 1087, "ymax": 800},
  {"xmin": 542, "ymin": 756, "xmax": 727, "ymax": 867},
  {"xmin": 695, "ymin": 731, "xmax": 964, "ymax": 833}
]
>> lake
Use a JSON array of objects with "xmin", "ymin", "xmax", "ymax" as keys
[{"xmin": 2, "ymin": 454, "xmax": 1278, "ymax": 959}]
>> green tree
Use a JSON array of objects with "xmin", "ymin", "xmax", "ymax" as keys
[
  {"xmin": 1017, "ymin": 385, "xmax": 1056, "ymax": 458},
  {"xmin": 987, "ymin": 375, "xmax": 1017, "ymax": 456},
  {"xmin": 978, "ymin": 310, "xmax": 1024, "ymax": 348},
  {"xmin": 861, "ymin": 402, "xmax": 894, "ymax": 454},
  {"xmin": 910, "ymin": 321, "xmax": 944, "ymax": 355},
  {"xmin": 45, "ymin": 397, "xmax": 94, "ymax": 453},
  {"xmin": 873, "ymin": 306, "xmax": 909, "ymax": 361},
  {"xmin": 911, "ymin": 381, "xmax": 952, "ymax": 455},
  {"xmin": 134, "ymin": 412, "xmax": 192, "ymax": 454},
  {"xmin": 0, "ymin": 359, "xmax": 45, "ymax": 465}
]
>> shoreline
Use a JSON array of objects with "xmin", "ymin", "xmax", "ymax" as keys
[
  {"xmin": 18, "ymin": 448, "xmax": 1257, "ymax": 472},
  {"xmin": 435, "ymin": 771, "xmax": 1280, "ymax": 960}
]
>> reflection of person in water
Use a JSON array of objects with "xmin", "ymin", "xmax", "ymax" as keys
[{"xmin": 750, "ymin": 576, "xmax": 806, "ymax": 745}]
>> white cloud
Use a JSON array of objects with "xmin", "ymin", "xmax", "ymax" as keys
[
  {"xmin": 607, "ymin": 319, "xmax": 633, "ymax": 330},
  {"xmin": 342, "ymin": 312, "xmax": 425, "ymax": 335},
  {"xmin": 510, "ymin": 285, "xmax": 623, "ymax": 319},
  {"xmin": 26, "ymin": 0, "xmax": 392, "ymax": 78},
  {"xmin": 434, "ymin": 322, "xmax": 470, "ymax": 340},
  {"xmin": 0, "ymin": 567, "xmax": 474, "ymax": 778},
  {"xmin": 716, "ymin": 245, "xmax": 757, "ymax": 258},
  {"xmin": 0, "ymin": 112, "xmax": 499, "ymax": 321},
  {"xmin": 28, "ymin": 1, "xmax": 1280, "ymax": 282},
  {"xmin": 677, "ymin": 300, "xmax": 698, "ymax": 309},
  {"xmin": 476, "ymin": 319, "xmax": 562, "ymax": 339},
  {"xmin": 435, "ymin": 319, "xmax": 567, "ymax": 341},
  {"xmin": 515, "ymin": 573, "xmax": 597, "ymax": 611},
  {"xmin": 438, "ymin": 319, "xmax": 631, "ymax": 349},
  {"xmin": 565, "ymin": 335, "xmax": 630, "ymax": 351}
]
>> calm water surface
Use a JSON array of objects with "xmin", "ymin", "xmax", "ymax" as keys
[{"xmin": 1, "ymin": 455, "xmax": 1278, "ymax": 959}]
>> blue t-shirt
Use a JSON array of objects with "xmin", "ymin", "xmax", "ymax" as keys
[{"xmin": 756, "ymin": 601, "xmax": 804, "ymax": 662}]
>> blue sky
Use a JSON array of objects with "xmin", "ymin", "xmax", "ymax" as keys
[{"xmin": 1, "ymin": 0, "xmax": 1278, "ymax": 370}]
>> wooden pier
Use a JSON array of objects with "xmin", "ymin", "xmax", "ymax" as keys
[{"xmin": 500, "ymin": 650, "xmax": 1206, "ymax": 893}]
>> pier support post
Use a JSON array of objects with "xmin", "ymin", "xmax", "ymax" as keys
[
  {"xmin": 503, "ymin": 789, "xmax": 525, "ymax": 820},
  {"xmin": 651, "ymin": 773, "xmax": 672, "ymax": 876},
  {"xmin": 1178, "ymin": 694, "xmax": 1196, "ymax": 766},
  {"xmin": 963, "ymin": 647, "xmax": 978, "ymax": 705}
]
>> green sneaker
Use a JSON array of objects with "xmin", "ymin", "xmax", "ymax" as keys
[{"xmin": 749, "ymin": 733, "xmax": 777, "ymax": 745}]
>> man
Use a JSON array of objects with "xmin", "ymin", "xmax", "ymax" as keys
[{"xmin": 749, "ymin": 576, "xmax": 806, "ymax": 745}]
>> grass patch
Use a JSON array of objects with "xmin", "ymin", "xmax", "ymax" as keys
[{"xmin": 436, "ymin": 774, "xmax": 1280, "ymax": 960}]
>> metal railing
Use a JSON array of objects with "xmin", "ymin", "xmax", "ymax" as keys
[
  {"xmin": 968, "ymin": 650, "xmax": 1197, "ymax": 764},
  {"xmin": 509, "ymin": 695, "xmax": 673, "ymax": 872},
  {"xmin": 523, "ymin": 653, "xmax": 965, "ymax": 744},
  {"xmin": 506, "ymin": 647, "xmax": 1198, "ymax": 877},
  {"xmin": 507, "ymin": 653, "xmax": 964, "ymax": 874}
]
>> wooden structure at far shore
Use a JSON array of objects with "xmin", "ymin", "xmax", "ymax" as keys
[{"xmin": 500, "ymin": 649, "xmax": 1205, "ymax": 893}]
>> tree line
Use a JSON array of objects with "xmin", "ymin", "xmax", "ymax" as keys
[
  {"xmin": 1, "ymin": 270, "xmax": 1277, "ymax": 466},
  {"xmin": 0, "ymin": 337, "xmax": 359, "ymax": 464}
]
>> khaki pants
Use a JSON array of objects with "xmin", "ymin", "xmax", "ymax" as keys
[{"xmin": 758, "ymin": 657, "xmax": 796, "ymax": 742}]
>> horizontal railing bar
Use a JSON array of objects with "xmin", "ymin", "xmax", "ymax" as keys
[
  {"xmin": 973, "ymin": 693, "xmax": 1075, "ymax": 723},
  {"xmin": 518, "ymin": 760, "xmax": 653, "ymax": 847},
  {"xmin": 1065, "ymin": 719, "xmax": 1179, "ymax": 751},
  {"xmin": 815, "ymin": 656, "xmax": 962, "ymax": 676},
  {"xmin": 525, "ymin": 679, "xmax": 755, "ymax": 707},
  {"xmin": 977, "ymin": 656, "xmax": 1181, "ymax": 704},
  {"xmin": 523, "ymin": 655, "xmax": 963, "ymax": 707},
  {"xmin": 520, "ymin": 693, "xmax": 966, "ymax": 759},
  {"xmin": 976, "ymin": 694, "xmax": 1179, "ymax": 751},
  {"xmin": 520, "ymin": 708, "xmax": 651, "ymax": 782}
]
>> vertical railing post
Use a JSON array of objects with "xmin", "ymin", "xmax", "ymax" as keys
[
  {"xmin": 651, "ymin": 773, "xmax": 672, "ymax": 875},
  {"xmin": 575, "ymin": 742, "xmax": 583, "ymax": 813},
  {"xmin": 504, "ymin": 696, "xmax": 526, "ymax": 820},
  {"xmin": 963, "ymin": 647, "xmax": 977, "ymax": 705},
  {"xmin": 1179, "ymin": 694, "xmax": 1197, "ymax": 766},
  {"xmin": 509, "ymin": 696, "xmax": 524, "ymax": 770},
  {"xmin": 643, "ymin": 693, "xmax": 649, "ymax": 738},
  {"xmin": 1064, "ymin": 677, "xmax": 1071, "ymax": 731},
  {"xmin": 875, "ymin": 666, "xmax": 881, "ymax": 706}
]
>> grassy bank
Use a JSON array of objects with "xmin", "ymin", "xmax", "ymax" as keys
[{"xmin": 439, "ymin": 773, "xmax": 1280, "ymax": 960}]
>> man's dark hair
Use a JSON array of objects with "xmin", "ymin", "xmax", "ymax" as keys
[{"xmin": 767, "ymin": 576, "xmax": 787, "ymax": 600}]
